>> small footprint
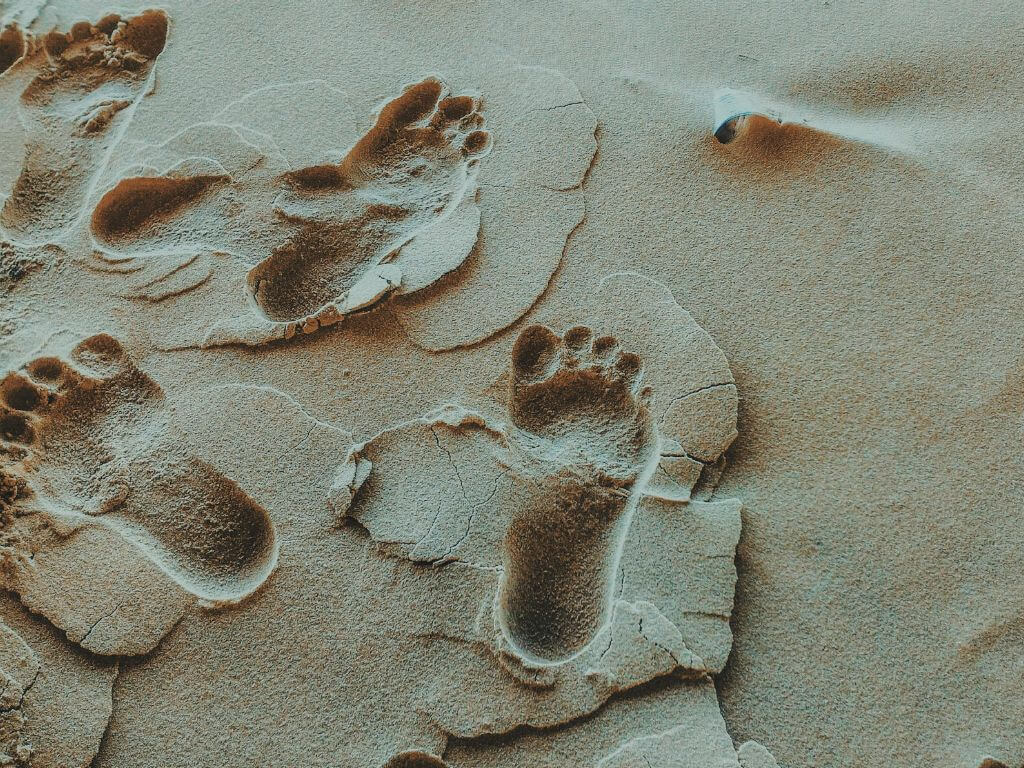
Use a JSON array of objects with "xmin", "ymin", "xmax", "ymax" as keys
[
  {"xmin": 0, "ymin": 10, "xmax": 168, "ymax": 242},
  {"xmin": 498, "ymin": 324, "xmax": 660, "ymax": 663},
  {"xmin": 247, "ymin": 76, "xmax": 491, "ymax": 323},
  {"xmin": 0, "ymin": 334, "xmax": 277, "ymax": 603}
]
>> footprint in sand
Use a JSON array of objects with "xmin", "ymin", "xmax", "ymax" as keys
[
  {"xmin": 90, "ymin": 171, "xmax": 230, "ymax": 244},
  {"xmin": 249, "ymin": 76, "xmax": 491, "ymax": 323},
  {"xmin": 497, "ymin": 325, "xmax": 660, "ymax": 662},
  {"xmin": 90, "ymin": 76, "xmax": 492, "ymax": 333},
  {"xmin": 0, "ymin": 10, "xmax": 167, "ymax": 243},
  {"xmin": 333, "ymin": 290, "xmax": 742, "ymax": 737},
  {"xmin": 332, "ymin": 321, "xmax": 671, "ymax": 665},
  {"xmin": 0, "ymin": 333, "xmax": 277, "ymax": 604}
]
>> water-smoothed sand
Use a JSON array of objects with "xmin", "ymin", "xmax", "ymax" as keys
[{"xmin": 0, "ymin": 0, "xmax": 1021, "ymax": 766}]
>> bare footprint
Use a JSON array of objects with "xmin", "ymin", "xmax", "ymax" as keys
[
  {"xmin": 498, "ymin": 324, "xmax": 659, "ymax": 663},
  {"xmin": 0, "ymin": 10, "xmax": 168, "ymax": 242},
  {"xmin": 247, "ymin": 76, "xmax": 491, "ymax": 323},
  {"xmin": 0, "ymin": 334, "xmax": 277, "ymax": 603}
]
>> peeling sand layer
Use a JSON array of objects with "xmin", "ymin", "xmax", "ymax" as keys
[{"xmin": 0, "ymin": 0, "xmax": 1022, "ymax": 767}]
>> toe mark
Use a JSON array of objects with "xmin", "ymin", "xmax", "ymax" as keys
[
  {"xmin": 439, "ymin": 95, "xmax": 475, "ymax": 120},
  {"xmin": 512, "ymin": 324, "xmax": 560, "ymax": 379},
  {"xmin": 390, "ymin": 78, "xmax": 444, "ymax": 127},
  {"xmin": 2, "ymin": 379, "xmax": 43, "ymax": 412},
  {"xmin": 462, "ymin": 130, "xmax": 491, "ymax": 156},
  {"xmin": 113, "ymin": 9, "xmax": 168, "ymax": 60},
  {"xmin": 0, "ymin": 412, "xmax": 33, "ymax": 443},
  {"xmin": 563, "ymin": 325, "xmax": 593, "ymax": 352},
  {"xmin": 26, "ymin": 357, "xmax": 64, "ymax": 383},
  {"xmin": 71, "ymin": 333, "xmax": 126, "ymax": 372},
  {"xmin": 592, "ymin": 335, "xmax": 618, "ymax": 359},
  {"xmin": 614, "ymin": 351, "xmax": 642, "ymax": 382}
]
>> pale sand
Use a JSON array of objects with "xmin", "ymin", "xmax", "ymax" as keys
[{"xmin": 0, "ymin": 0, "xmax": 1021, "ymax": 766}]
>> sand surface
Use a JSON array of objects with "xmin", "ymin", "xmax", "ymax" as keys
[{"xmin": 0, "ymin": 1, "xmax": 1021, "ymax": 766}]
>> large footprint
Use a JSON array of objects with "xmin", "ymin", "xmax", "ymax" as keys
[
  {"xmin": 331, "ymin": 301, "xmax": 742, "ymax": 738},
  {"xmin": 498, "ymin": 325, "xmax": 660, "ymax": 662},
  {"xmin": 0, "ymin": 334, "xmax": 277, "ymax": 603},
  {"xmin": 89, "ymin": 76, "xmax": 491, "ymax": 332},
  {"xmin": 247, "ymin": 76, "xmax": 491, "ymax": 324},
  {"xmin": 0, "ymin": 10, "xmax": 167, "ymax": 242}
]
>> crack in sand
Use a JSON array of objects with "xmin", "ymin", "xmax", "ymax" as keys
[
  {"xmin": 430, "ymin": 426, "xmax": 469, "ymax": 503},
  {"xmin": 666, "ymin": 382, "xmax": 735, "ymax": 408},
  {"xmin": 80, "ymin": 602, "xmax": 124, "ymax": 645},
  {"xmin": 0, "ymin": 667, "xmax": 40, "ymax": 715},
  {"xmin": 533, "ymin": 100, "xmax": 586, "ymax": 112}
]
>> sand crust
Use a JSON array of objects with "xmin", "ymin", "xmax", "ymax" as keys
[{"xmin": 0, "ymin": 1, "xmax": 1022, "ymax": 767}]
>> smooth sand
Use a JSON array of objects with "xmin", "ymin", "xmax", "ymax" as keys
[{"xmin": 0, "ymin": 0, "xmax": 1021, "ymax": 766}]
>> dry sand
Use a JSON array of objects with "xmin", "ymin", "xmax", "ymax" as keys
[{"xmin": 0, "ymin": 0, "xmax": 1021, "ymax": 766}]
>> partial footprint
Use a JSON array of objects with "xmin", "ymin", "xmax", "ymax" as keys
[
  {"xmin": 497, "ymin": 325, "xmax": 659, "ymax": 663},
  {"xmin": 383, "ymin": 751, "xmax": 448, "ymax": 768},
  {"xmin": 89, "ymin": 106, "xmax": 316, "ymax": 261},
  {"xmin": 0, "ymin": 333, "xmax": 277, "ymax": 603},
  {"xmin": 0, "ymin": 10, "xmax": 167, "ymax": 242},
  {"xmin": 247, "ymin": 76, "xmax": 491, "ymax": 324},
  {"xmin": 0, "ymin": 616, "xmax": 37, "ymax": 764},
  {"xmin": 91, "ymin": 171, "xmax": 229, "ymax": 243},
  {"xmin": 0, "ymin": 594, "xmax": 119, "ymax": 767}
]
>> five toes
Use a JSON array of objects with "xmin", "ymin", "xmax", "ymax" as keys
[
  {"xmin": 42, "ymin": 10, "xmax": 168, "ymax": 68},
  {"xmin": 512, "ymin": 324, "xmax": 650, "ymax": 401}
]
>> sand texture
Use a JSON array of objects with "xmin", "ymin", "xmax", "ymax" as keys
[{"xmin": 0, "ymin": 0, "xmax": 1022, "ymax": 766}]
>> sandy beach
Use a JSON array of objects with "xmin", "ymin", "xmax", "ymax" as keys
[{"xmin": 0, "ymin": 1, "xmax": 1021, "ymax": 766}]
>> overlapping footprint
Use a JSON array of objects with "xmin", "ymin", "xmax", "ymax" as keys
[
  {"xmin": 85, "ymin": 63, "xmax": 596, "ymax": 349},
  {"xmin": 89, "ymin": 76, "xmax": 492, "ymax": 340}
]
